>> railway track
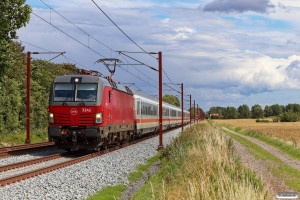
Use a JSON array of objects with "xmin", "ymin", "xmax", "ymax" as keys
[
  {"xmin": 0, "ymin": 130, "xmax": 167, "ymax": 186},
  {"xmin": 0, "ymin": 142, "xmax": 56, "ymax": 158}
]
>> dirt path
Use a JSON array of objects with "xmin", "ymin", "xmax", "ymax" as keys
[
  {"xmin": 120, "ymin": 161, "xmax": 161, "ymax": 200},
  {"xmin": 222, "ymin": 126, "xmax": 297, "ymax": 195}
]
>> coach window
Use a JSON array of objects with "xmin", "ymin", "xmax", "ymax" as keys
[
  {"xmin": 153, "ymin": 105, "xmax": 157, "ymax": 116},
  {"xmin": 141, "ymin": 102, "xmax": 145, "ymax": 115},
  {"xmin": 137, "ymin": 99, "xmax": 140, "ymax": 115}
]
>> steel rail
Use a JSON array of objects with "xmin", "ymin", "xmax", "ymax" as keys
[
  {"xmin": 0, "ymin": 143, "xmax": 56, "ymax": 158},
  {"xmin": 0, "ymin": 152, "xmax": 69, "ymax": 173},
  {"xmin": 0, "ymin": 142, "xmax": 54, "ymax": 152}
]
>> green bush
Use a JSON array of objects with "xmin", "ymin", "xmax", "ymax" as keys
[
  {"xmin": 280, "ymin": 111, "xmax": 300, "ymax": 122},
  {"xmin": 255, "ymin": 119, "xmax": 270, "ymax": 123},
  {"xmin": 272, "ymin": 116, "xmax": 280, "ymax": 122}
]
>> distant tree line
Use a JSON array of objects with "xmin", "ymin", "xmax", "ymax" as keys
[{"xmin": 208, "ymin": 103, "xmax": 300, "ymax": 122}]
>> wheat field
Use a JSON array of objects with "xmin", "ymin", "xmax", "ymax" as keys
[{"xmin": 213, "ymin": 119, "xmax": 300, "ymax": 147}]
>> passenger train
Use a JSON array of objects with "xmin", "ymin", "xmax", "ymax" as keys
[{"xmin": 48, "ymin": 71, "xmax": 190, "ymax": 150}]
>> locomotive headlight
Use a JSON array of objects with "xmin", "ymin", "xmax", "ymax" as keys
[
  {"xmin": 49, "ymin": 113, "xmax": 54, "ymax": 123},
  {"xmin": 95, "ymin": 112, "xmax": 102, "ymax": 124}
]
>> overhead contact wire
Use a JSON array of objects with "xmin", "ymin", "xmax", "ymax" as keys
[
  {"xmin": 91, "ymin": 0, "xmax": 156, "ymax": 59},
  {"xmin": 31, "ymin": 12, "xmax": 106, "ymax": 58},
  {"xmin": 39, "ymin": 0, "xmax": 114, "ymax": 52},
  {"xmin": 19, "ymin": 40, "xmax": 90, "ymax": 70}
]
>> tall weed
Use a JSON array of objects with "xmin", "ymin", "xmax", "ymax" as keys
[{"xmin": 136, "ymin": 122, "xmax": 270, "ymax": 199}]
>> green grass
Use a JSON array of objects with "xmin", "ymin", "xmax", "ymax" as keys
[
  {"xmin": 87, "ymin": 185, "xmax": 127, "ymax": 200},
  {"xmin": 87, "ymin": 153, "xmax": 161, "ymax": 200},
  {"xmin": 128, "ymin": 154, "xmax": 161, "ymax": 182},
  {"xmin": 0, "ymin": 128, "xmax": 48, "ymax": 146},
  {"xmin": 223, "ymin": 129, "xmax": 300, "ymax": 192},
  {"xmin": 133, "ymin": 171, "xmax": 162, "ymax": 200},
  {"xmin": 223, "ymin": 125, "xmax": 300, "ymax": 161}
]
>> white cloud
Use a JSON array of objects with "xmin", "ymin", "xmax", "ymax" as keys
[{"xmin": 161, "ymin": 18, "xmax": 170, "ymax": 24}]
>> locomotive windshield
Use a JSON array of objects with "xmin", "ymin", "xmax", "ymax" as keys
[{"xmin": 53, "ymin": 83, "xmax": 97, "ymax": 102}]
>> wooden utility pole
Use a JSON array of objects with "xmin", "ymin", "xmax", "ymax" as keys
[
  {"xmin": 25, "ymin": 52, "xmax": 31, "ymax": 144},
  {"xmin": 189, "ymin": 95, "xmax": 192, "ymax": 125},
  {"xmin": 25, "ymin": 51, "xmax": 64, "ymax": 144}
]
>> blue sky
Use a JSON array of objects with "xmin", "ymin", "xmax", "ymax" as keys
[{"xmin": 18, "ymin": 0, "xmax": 300, "ymax": 111}]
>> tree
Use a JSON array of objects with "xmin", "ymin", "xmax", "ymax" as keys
[
  {"xmin": 264, "ymin": 105, "xmax": 273, "ymax": 117},
  {"xmin": 223, "ymin": 107, "xmax": 238, "ymax": 119},
  {"xmin": 162, "ymin": 94, "xmax": 180, "ymax": 107},
  {"xmin": 251, "ymin": 104, "xmax": 264, "ymax": 118},
  {"xmin": 0, "ymin": 0, "xmax": 31, "ymax": 76},
  {"xmin": 286, "ymin": 103, "xmax": 300, "ymax": 112},
  {"xmin": 0, "ymin": 41, "xmax": 78, "ymax": 135},
  {"xmin": 238, "ymin": 104, "xmax": 250, "ymax": 118},
  {"xmin": 0, "ymin": 76, "xmax": 22, "ymax": 132},
  {"xmin": 209, "ymin": 106, "xmax": 225, "ymax": 115},
  {"xmin": 0, "ymin": 0, "xmax": 31, "ymax": 41},
  {"xmin": 270, "ymin": 104, "xmax": 283, "ymax": 116}
]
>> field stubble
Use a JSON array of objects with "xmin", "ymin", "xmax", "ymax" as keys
[{"xmin": 213, "ymin": 119, "xmax": 300, "ymax": 148}]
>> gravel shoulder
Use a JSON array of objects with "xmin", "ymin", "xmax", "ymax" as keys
[{"xmin": 222, "ymin": 126, "xmax": 297, "ymax": 196}]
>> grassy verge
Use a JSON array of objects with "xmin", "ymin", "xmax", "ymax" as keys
[
  {"xmin": 0, "ymin": 128, "xmax": 48, "ymax": 146},
  {"xmin": 223, "ymin": 125, "xmax": 300, "ymax": 161},
  {"xmin": 87, "ymin": 154, "xmax": 161, "ymax": 200},
  {"xmin": 224, "ymin": 129, "xmax": 300, "ymax": 192},
  {"xmin": 133, "ymin": 122, "xmax": 269, "ymax": 199}
]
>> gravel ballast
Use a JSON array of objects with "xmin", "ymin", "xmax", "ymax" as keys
[{"xmin": 0, "ymin": 128, "xmax": 182, "ymax": 200}]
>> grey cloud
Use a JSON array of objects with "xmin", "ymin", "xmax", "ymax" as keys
[
  {"xmin": 203, "ymin": 0, "xmax": 274, "ymax": 13},
  {"xmin": 286, "ymin": 60, "xmax": 300, "ymax": 81}
]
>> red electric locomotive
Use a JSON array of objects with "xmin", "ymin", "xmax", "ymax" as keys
[{"xmin": 48, "ymin": 72, "xmax": 135, "ymax": 150}]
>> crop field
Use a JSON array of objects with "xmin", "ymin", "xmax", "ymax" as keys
[{"xmin": 213, "ymin": 119, "xmax": 300, "ymax": 147}]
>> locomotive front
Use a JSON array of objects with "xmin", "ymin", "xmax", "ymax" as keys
[{"xmin": 48, "ymin": 75, "xmax": 104, "ymax": 150}]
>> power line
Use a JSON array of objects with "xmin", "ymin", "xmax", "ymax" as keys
[
  {"xmin": 19, "ymin": 40, "xmax": 90, "ymax": 70},
  {"xmin": 39, "ymin": 0, "xmax": 114, "ymax": 52},
  {"xmin": 90, "ymin": 0, "xmax": 177, "ymax": 83},
  {"xmin": 163, "ymin": 69, "xmax": 176, "ymax": 85},
  {"xmin": 31, "ymin": 4, "xmax": 178, "ymax": 94},
  {"xmin": 21, "ymin": 39, "xmax": 177, "ymax": 94},
  {"xmin": 120, "ymin": 55, "xmax": 158, "ymax": 85},
  {"xmin": 163, "ymin": 83, "xmax": 180, "ymax": 94},
  {"xmin": 31, "ymin": 11, "xmax": 106, "ymax": 58},
  {"xmin": 24, "ymin": 13, "xmax": 159, "ymax": 87},
  {"xmin": 91, "ymin": 0, "xmax": 156, "ymax": 60},
  {"xmin": 117, "ymin": 66, "xmax": 157, "ymax": 89},
  {"xmin": 32, "ymin": 5, "xmax": 159, "ymax": 84},
  {"xmin": 118, "ymin": 52, "xmax": 157, "ymax": 71}
]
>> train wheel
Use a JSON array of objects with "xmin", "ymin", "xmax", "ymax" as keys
[{"xmin": 102, "ymin": 138, "xmax": 109, "ymax": 150}]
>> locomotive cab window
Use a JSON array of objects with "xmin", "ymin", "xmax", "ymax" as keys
[
  {"xmin": 53, "ymin": 83, "xmax": 97, "ymax": 102},
  {"xmin": 54, "ymin": 84, "xmax": 75, "ymax": 102},
  {"xmin": 76, "ymin": 84, "xmax": 97, "ymax": 102}
]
